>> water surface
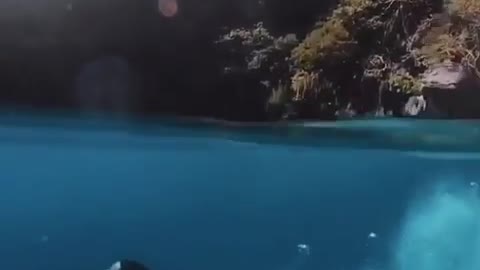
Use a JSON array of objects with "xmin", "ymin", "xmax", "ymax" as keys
[{"xmin": 0, "ymin": 114, "xmax": 479, "ymax": 270}]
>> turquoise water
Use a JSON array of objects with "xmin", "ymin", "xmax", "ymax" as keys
[{"xmin": 1, "ymin": 114, "xmax": 480, "ymax": 270}]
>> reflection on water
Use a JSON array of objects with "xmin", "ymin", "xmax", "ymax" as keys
[{"xmin": 0, "ymin": 114, "xmax": 479, "ymax": 270}]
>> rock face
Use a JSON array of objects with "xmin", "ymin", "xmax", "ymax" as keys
[
  {"xmin": 421, "ymin": 64, "xmax": 468, "ymax": 90},
  {"xmin": 403, "ymin": 95, "xmax": 426, "ymax": 117},
  {"xmin": 419, "ymin": 64, "xmax": 480, "ymax": 118}
]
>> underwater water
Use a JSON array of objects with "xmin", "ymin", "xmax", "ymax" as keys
[{"xmin": 1, "ymin": 114, "xmax": 480, "ymax": 270}]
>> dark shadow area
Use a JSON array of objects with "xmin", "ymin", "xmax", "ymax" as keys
[{"xmin": 0, "ymin": 0, "xmax": 334, "ymax": 120}]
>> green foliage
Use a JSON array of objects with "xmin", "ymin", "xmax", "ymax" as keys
[
  {"xmin": 218, "ymin": 22, "xmax": 274, "ymax": 47},
  {"xmin": 289, "ymin": 70, "xmax": 336, "ymax": 102},
  {"xmin": 417, "ymin": 31, "xmax": 468, "ymax": 65},
  {"xmin": 331, "ymin": 0, "xmax": 379, "ymax": 22},
  {"xmin": 290, "ymin": 0, "xmax": 377, "ymax": 70},
  {"xmin": 290, "ymin": 0, "xmax": 429, "ymax": 71},
  {"xmin": 290, "ymin": 0, "xmax": 434, "ymax": 112},
  {"xmin": 291, "ymin": 18, "xmax": 354, "ymax": 70},
  {"xmin": 447, "ymin": 0, "xmax": 480, "ymax": 20},
  {"xmin": 388, "ymin": 71, "xmax": 423, "ymax": 95},
  {"xmin": 290, "ymin": 70, "xmax": 320, "ymax": 101},
  {"xmin": 413, "ymin": 1, "xmax": 480, "ymax": 76}
]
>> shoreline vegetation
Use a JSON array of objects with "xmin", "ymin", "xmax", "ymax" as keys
[{"xmin": 215, "ymin": 0, "xmax": 480, "ymax": 121}]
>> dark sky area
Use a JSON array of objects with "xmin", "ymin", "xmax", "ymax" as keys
[{"xmin": 0, "ymin": 0, "xmax": 335, "ymax": 118}]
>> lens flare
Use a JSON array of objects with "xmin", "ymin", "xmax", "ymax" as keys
[{"xmin": 158, "ymin": 0, "xmax": 178, "ymax": 17}]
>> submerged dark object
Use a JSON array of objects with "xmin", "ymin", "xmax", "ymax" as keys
[{"xmin": 107, "ymin": 260, "xmax": 150, "ymax": 270}]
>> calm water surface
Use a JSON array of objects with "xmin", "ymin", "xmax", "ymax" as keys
[{"xmin": 0, "ymin": 114, "xmax": 479, "ymax": 270}]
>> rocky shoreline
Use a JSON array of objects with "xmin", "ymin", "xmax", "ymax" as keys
[
  {"xmin": 215, "ymin": 0, "xmax": 480, "ymax": 121},
  {"xmin": 0, "ymin": 0, "xmax": 478, "ymax": 121}
]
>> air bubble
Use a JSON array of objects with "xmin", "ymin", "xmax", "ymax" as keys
[{"xmin": 297, "ymin": 243, "xmax": 310, "ymax": 256}]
